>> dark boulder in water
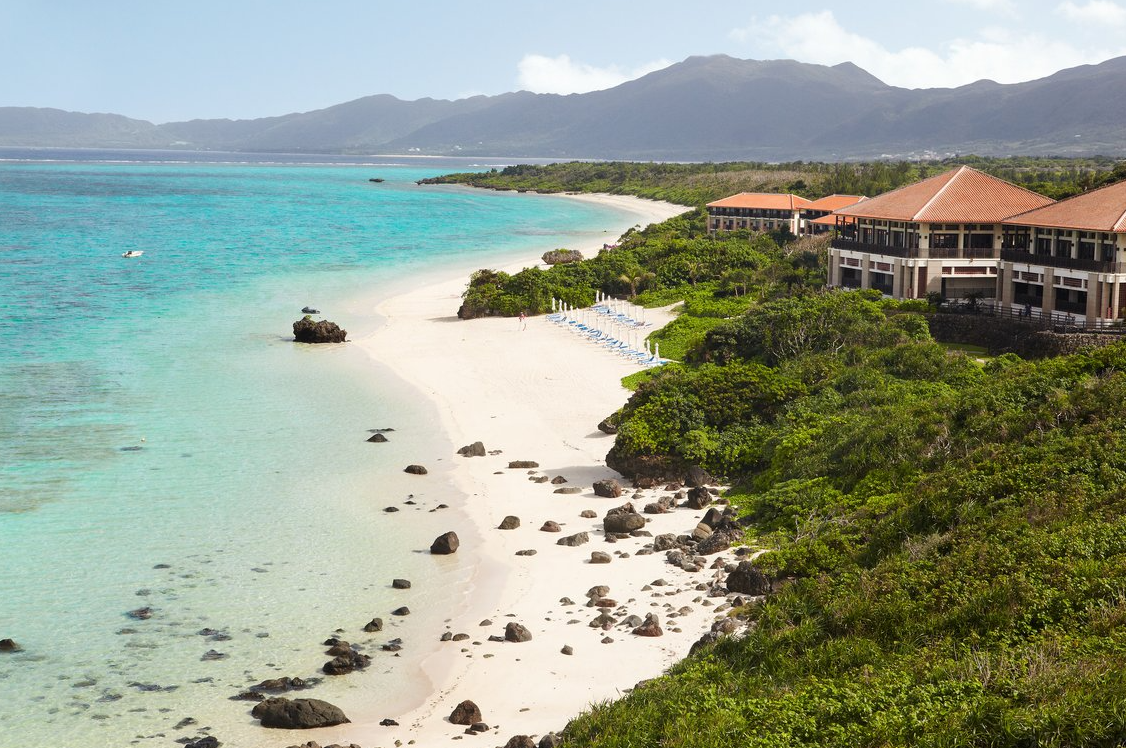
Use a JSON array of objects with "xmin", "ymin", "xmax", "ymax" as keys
[
  {"xmin": 252, "ymin": 676, "xmax": 310, "ymax": 692},
  {"xmin": 250, "ymin": 696, "xmax": 350, "ymax": 728},
  {"xmin": 300, "ymin": 306, "xmax": 320, "ymax": 314},
  {"xmin": 430, "ymin": 531, "xmax": 460, "ymax": 554},
  {"xmin": 184, "ymin": 738, "xmax": 220, "ymax": 748},
  {"xmin": 292, "ymin": 316, "xmax": 346, "ymax": 343}
]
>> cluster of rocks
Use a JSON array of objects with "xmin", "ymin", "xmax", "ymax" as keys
[
  {"xmin": 183, "ymin": 738, "xmax": 221, "ymax": 748},
  {"xmin": 232, "ymin": 676, "xmax": 318, "ymax": 703},
  {"xmin": 279, "ymin": 456, "xmax": 763, "ymax": 744},
  {"xmin": 448, "ymin": 699, "xmax": 561, "ymax": 747},
  {"xmin": 321, "ymin": 637, "xmax": 371, "ymax": 676}
]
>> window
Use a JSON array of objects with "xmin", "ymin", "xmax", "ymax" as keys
[{"xmin": 932, "ymin": 233, "xmax": 959, "ymax": 249}]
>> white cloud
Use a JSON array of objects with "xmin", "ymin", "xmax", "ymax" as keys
[
  {"xmin": 945, "ymin": 0, "xmax": 1019, "ymax": 15},
  {"xmin": 516, "ymin": 54, "xmax": 671, "ymax": 94},
  {"xmin": 1058, "ymin": 0, "xmax": 1126, "ymax": 24},
  {"xmin": 733, "ymin": 10, "xmax": 1126, "ymax": 88}
]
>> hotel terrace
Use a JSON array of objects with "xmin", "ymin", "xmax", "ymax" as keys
[
  {"xmin": 707, "ymin": 192, "xmax": 865, "ymax": 236},
  {"xmin": 827, "ymin": 166, "xmax": 1126, "ymax": 324}
]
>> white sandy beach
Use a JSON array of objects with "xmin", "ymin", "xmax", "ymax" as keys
[{"xmin": 304, "ymin": 194, "xmax": 746, "ymax": 747}]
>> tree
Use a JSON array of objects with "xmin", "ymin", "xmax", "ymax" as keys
[{"xmin": 618, "ymin": 271, "xmax": 656, "ymax": 297}]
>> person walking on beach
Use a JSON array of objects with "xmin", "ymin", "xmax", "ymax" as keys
[{"xmin": 519, "ymin": 311, "xmax": 527, "ymax": 331}]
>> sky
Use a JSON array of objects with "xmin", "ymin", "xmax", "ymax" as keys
[{"xmin": 2, "ymin": 0, "xmax": 1126, "ymax": 124}]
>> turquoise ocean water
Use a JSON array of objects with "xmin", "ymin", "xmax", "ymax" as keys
[{"xmin": 0, "ymin": 150, "xmax": 634, "ymax": 746}]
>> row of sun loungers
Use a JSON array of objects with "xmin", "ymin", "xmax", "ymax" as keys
[{"xmin": 546, "ymin": 302, "xmax": 666, "ymax": 367}]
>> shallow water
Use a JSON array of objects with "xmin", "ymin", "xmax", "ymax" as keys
[{"xmin": 0, "ymin": 151, "xmax": 632, "ymax": 746}]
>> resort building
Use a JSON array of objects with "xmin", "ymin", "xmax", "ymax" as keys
[
  {"xmin": 998, "ymin": 179, "xmax": 1126, "ymax": 322},
  {"xmin": 828, "ymin": 166, "xmax": 1126, "ymax": 324},
  {"xmin": 706, "ymin": 193, "xmax": 811, "ymax": 235},
  {"xmin": 828, "ymin": 166, "xmax": 1054, "ymax": 302},
  {"xmin": 803, "ymin": 194, "xmax": 866, "ymax": 234}
]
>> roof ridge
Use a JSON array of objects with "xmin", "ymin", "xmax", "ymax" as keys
[{"xmin": 913, "ymin": 166, "xmax": 965, "ymax": 221}]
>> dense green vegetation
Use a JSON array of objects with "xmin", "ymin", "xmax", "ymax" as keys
[
  {"xmin": 424, "ymin": 156, "xmax": 1126, "ymax": 206},
  {"xmin": 448, "ymin": 158, "xmax": 1126, "ymax": 746},
  {"xmin": 458, "ymin": 210, "xmax": 821, "ymax": 319},
  {"xmin": 572, "ymin": 292, "xmax": 1126, "ymax": 746}
]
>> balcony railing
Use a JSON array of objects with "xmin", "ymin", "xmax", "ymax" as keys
[
  {"xmin": 832, "ymin": 239, "xmax": 999, "ymax": 261},
  {"xmin": 1000, "ymin": 249, "xmax": 1126, "ymax": 274},
  {"xmin": 1055, "ymin": 298, "xmax": 1090, "ymax": 315},
  {"xmin": 965, "ymin": 247, "xmax": 1000, "ymax": 259},
  {"xmin": 831, "ymin": 239, "xmax": 918, "ymax": 258}
]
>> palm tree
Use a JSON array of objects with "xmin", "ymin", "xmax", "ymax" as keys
[{"xmin": 618, "ymin": 271, "xmax": 656, "ymax": 298}]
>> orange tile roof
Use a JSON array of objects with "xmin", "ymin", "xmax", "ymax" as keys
[
  {"xmin": 1005, "ymin": 178, "xmax": 1126, "ymax": 233},
  {"xmin": 810, "ymin": 213, "xmax": 853, "ymax": 226},
  {"xmin": 806, "ymin": 194, "xmax": 866, "ymax": 211},
  {"xmin": 833, "ymin": 166, "xmax": 1054, "ymax": 224},
  {"xmin": 707, "ymin": 192, "xmax": 812, "ymax": 211}
]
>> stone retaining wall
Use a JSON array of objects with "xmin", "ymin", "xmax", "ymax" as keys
[{"xmin": 926, "ymin": 313, "xmax": 1125, "ymax": 358}]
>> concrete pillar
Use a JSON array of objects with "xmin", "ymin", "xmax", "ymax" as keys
[
  {"xmin": 891, "ymin": 259, "xmax": 904, "ymax": 298},
  {"xmin": 828, "ymin": 251, "xmax": 841, "ymax": 287},
  {"xmin": 926, "ymin": 261, "xmax": 944, "ymax": 296},
  {"xmin": 860, "ymin": 258, "xmax": 871, "ymax": 291},
  {"xmin": 1042, "ymin": 268, "xmax": 1056, "ymax": 319},
  {"xmin": 1000, "ymin": 264, "xmax": 1014, "ymax": 306},
  {"xmin": 1087, "ymin": 275, "xmax": 1101, "ymax": 321},
  {"xmin": 1114, "ymin": 280, "xmax": 1123, "ymax": 320}
]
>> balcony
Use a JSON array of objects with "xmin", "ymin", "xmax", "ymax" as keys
[
  {"xmin": 831, "ymin": 239, "xmax": 919, "ymax": 259},
  {"xmin": 832, "ymin": 239, "xmax": 998, "ymax": 261},
  {"xmin": 1000, "ymin": 249, "xmax": 1126, "ymax": 274}
]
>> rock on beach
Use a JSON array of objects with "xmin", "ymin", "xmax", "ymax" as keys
[
  {"xmin": 449, "ymin": 699, "xmax": 482, "ymax": 725},
  {"xmin": 557, "ymin": 532, "xmax": 589, "ymax": 547},
  {"xmin": 593, "ymin": 479, "xmax": 623, "ymax": 498},
  {"xmin": 504, "ymin": 622, "xmax": 532, "ymax": 642},
  {"xmin": 458, "ymin": 441, "xmax": 487, "ymax": 457},
  {"xmin": 430, "ymin": 531, "xmax": 460, "ymax": 554},
  {"xmin": 292, "ymin": 317, "xmax": 347, "ymax": 344},
  {"xmin": 251, "ymin": 697, "xmax": 350, "ymax": 728}
]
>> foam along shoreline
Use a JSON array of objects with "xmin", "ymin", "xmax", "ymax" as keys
[{"xmin": 330, "ymin": 193, "xmax": 753, "ymax": 745}]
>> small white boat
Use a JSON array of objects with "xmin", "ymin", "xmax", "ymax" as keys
[{"xmin": 122, "ymin": 250, "xmax": 144, "ymax": 258}]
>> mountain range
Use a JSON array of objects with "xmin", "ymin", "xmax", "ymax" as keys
[{"xmin": 3, "ymin": 55, "xmax": 1125, "ymax": 161}]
